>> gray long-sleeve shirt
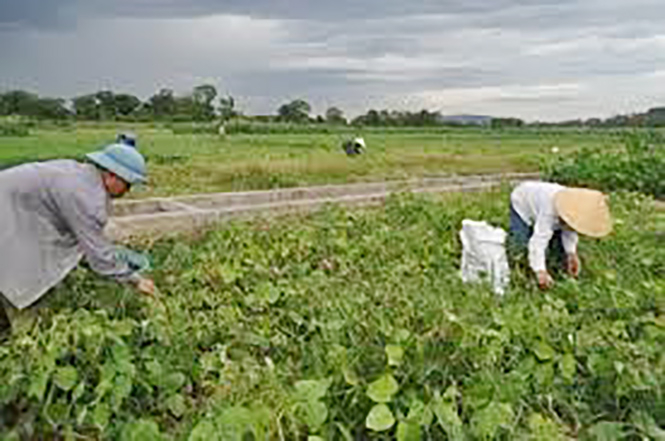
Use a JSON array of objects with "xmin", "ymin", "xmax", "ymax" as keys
[{"xmin": 0, "ymin": 160, "xmax": 139, "ymax": 309}]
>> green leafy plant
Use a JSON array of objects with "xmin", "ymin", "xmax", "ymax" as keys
[{"xmin": 0, "ymin": 190, "xmax": 662, "ymax": 439}]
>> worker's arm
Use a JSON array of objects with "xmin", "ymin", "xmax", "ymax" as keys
[
  {"xmin": 529, "ymin": 215, "xmax": 555, "ymax": 289},
  {"xmin": 561, "ymin": 229, "xmax": 580, "ymax": 277},
  {"xmin": 57, "ymin": 189, "xmax": 154, "ymax": 294}
]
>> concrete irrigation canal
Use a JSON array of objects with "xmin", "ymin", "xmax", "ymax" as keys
[{"xmin": 106, "ymin": 172, "xmax": 540, "ymax": 242}]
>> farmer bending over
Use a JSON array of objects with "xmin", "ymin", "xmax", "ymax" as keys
[
  {"xmin": 509, "ymin": 181, "xmax": 612, "ymax": 289},
  {"xmin": 0, "ymin": 144, "xmax": 155, "ymax": 337}
]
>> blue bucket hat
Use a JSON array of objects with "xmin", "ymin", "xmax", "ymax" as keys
[{"xmin": 86, "ymin": 143, "xmax": 147, "ymax": 185}]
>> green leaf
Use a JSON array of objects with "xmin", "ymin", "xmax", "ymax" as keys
[
  {"xmin": 112, "ymin": 344, "xmax": 134, "ymax": 373},
  {"xmin": 302, "ymin": 400, "xmax": 328, "ymax": 430},
  {"xmin": 215, "ymin": 406, "xmax": 254, "ymax": 440},
  {"xmin": 587, "ymin": 422, "xmax": 626, "ymax": 441},
  {"xmin": 367, "ymin": 373, "xmax": 399, "ymax": 403},
  {"xmin": 630, "ymin": 411, "xmax": 665, "ymax": 441},
  {"xmin": 343, "ymin": 368, "xmax": 360, "ymax": 386},
  {"xmin": 407, "ymin": 399, "xmax": 433, "ymax": 426},
  {"xmin": 256, "ymin": 282, "xmax": 281, "ymax": 305},
  {"xmin": 164, "ymin": 372, "xmax": 186, "ymax": 391},
  {"xmin": 95, "ymin": 362, "xmax": 116, "ymax": 398},
  {"xmin": 218, "ymin": 264, "xmax": 239, "ymax": 284},
  {"xmin": 54, "ymin": 366, "xmax": 79, "ymax": 391},
  {"xmin": 471, "ymin": 402, "xmax": 514, "ymax": 440},
  {"xmin": 120, "ymin": 419, "xmax": 163, "ymax": 441},
  {"xmin": 188, "ymin": 420, "xmax": 218, "ymax": 441},
  {"xmin": 112, "ymin": 375, "xmax": 133, "ymax": 411},
  {"xmin": 385, "ymin": 345, "xmax": 404, "ymax": 367},
  {"xmin": 146, "ymin": 359, "xmax": 162, "ymax": 381},
  {"xmin": 534, "ymin": 341, "xmax": 555, "ymax": 362},
  {"xmin": 64, "ymin": 425, "xmax": 75, "ymax": 441},
  {"xmin": 528, "ymin": 413, "xmax": 565, "ymax": 440},
  {"xmin": 92, "ymin": 403, "xmax": 111, "ymax": 429},
  {"xmin": 76, "ymin": 406, "xmax": 88, "ymax": 426},
  {"xmin": 335, "ymin": 423, "xmax": 354, "ymax": 441},
  {"xmin": 2, "ymin": 430, "xmax": 21, "ymax": 441},
  {"xmin": 47, "ymin": 401, "xmax": 70, "ymax": 422},
  {"xmin": 294, "ymin": 378, "xmax": 332, "ymax": 402},
  {"xmin": 535, "ymin": 361, "xmax": 555, "ymax": 388},
  {"xmin": 166, "ymin": 394, "xmax": 187, "ymax": 418},
  {"xmin": 28, "ymin": 368, "xmax": 49, "ymax": 400},
  {"xmin": 72, "ymin": 381, "xmax": 86, "ymax": 402},
  {"xmin": 560, "ymin": 353, "xmax": 576, "ymax": 383},
  {"xmin": 366, "ymin": 404, "xmax": 396, "ymax": 432},
  {"xmin": 397, "ymin": 421, "xmax": 420, "ymax": 441},
  {"xmin": 308, "ymin": 437, "xmax": 325, "ymax": 441},
  {"xmin": 431, "ymin": 390, "xmax": 464, "ymax": 441}
]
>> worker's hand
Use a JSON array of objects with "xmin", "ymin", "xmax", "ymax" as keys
[
  {"xmin": 566, "ymin": 253, "xmax": 580, "ymax": 278},
  {"xmin": 537, "ymin": 270, "xmax": 554, "ymax": 290},
  {"xmin": 136, "ymin": 277, "xmax": 156, "ymax": 296}
]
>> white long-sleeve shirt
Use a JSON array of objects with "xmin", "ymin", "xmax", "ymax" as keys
[
  {"xmin": 0, "ymin": 160, "xmax": 140, "ymax": 309},
  {"xmin": 510, "ymin": 181, "xmax": 578, "ymax": 272}
]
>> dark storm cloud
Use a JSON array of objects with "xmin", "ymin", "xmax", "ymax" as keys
[{"xmin": 0, "ymin": 0, "xmax": 574, "ymax": 28}]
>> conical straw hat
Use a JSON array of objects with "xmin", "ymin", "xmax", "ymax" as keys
[{"xmin": 554, "ymin": 188, "xmax": 612, "ymax": 237}]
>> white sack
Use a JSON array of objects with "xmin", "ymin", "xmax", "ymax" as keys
[{"xmin": 459, "ymin": 219, "xmax": 510, "ymax": 296}]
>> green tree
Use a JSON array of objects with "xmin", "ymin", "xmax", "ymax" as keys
[
  {"xmin": 95, "ymin": 90, "xmax": 116, "ymax": 119},
  {"xmin": 277, "ymin": 99, "xmax": 311, "ymax": 123},
  {"xmin": 114, "ymin": 94, "xmax": 142, "ymax": 117},
  {"xmin": 192, "ymin": 84, "xmax": 217, "ymax": 121},
  {"xmin": 2, "ymin": 90, "xmax": 39, "ymax": 116},
  {"xmin": 218, "ymin": 95, "xmax": 237, "ymax": 121},
  {"xmin": 491, "ymin": 117, "xmax": 524, "ymax": 128},
  {"xmin": 0, "ymin": 93, "xmax": 8, "ymax": 115},
  {"xmin": 34, "ymin": 98, "xmax": 70, "ymax": 120},
  {"xmin": 325, "ymin": 107, "xmax": 346, "ymax": 125},
  {"xmin": 174, "ymin": 95, "xmax": 196, "ymax": 121},
  {"xmin": 149, "ymin": 88, "xmax": 176, "ymax": 119},
  {"xmin": 73, "ymin": 94, "xmax": 100, "ymax": 120},
  {"xmin": 646, "ymin": 107, "xmax": 665, "ymax": 127}
]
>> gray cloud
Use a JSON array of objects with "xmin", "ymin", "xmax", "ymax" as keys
[{"xmin": 1, "ymin": 0, "xmax": 665, "ymax": 120}]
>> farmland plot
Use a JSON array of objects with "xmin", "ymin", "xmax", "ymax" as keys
[
  {"xmin": 0, "ymin": 190, "xmax": 663, "ymax": 440},
  {"xmin": 0, "ymin": 126, "xmax": 631, "ymax": 198}
]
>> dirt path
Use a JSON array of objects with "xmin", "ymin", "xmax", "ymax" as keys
[{"xmin": 107, "ymin": 172, "xmax": 539, "ymax": 242}]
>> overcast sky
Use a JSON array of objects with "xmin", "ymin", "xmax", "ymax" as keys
[{"xmin": 1, "ymin": 0, "xmax": 665, "ymax": 121}]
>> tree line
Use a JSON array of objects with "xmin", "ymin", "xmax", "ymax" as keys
[
  {"xmin": 2, "ymin": 85, "xmax": 665, "ymax": 127},
  {"xmin": 0, "ymin": 85, "xmax": 235, "ymax": 123},
  {"xmin": 0, "ymin": 86, "xmax": 450, "ymax": 127}
]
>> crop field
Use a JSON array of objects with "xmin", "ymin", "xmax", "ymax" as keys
[
  {"xmin": 0, "ymin": 187, "xmax": 663, "ymax": 440},
  {"xmin": 0, "ymin": 126, "xmax": 663, "ymax": 439},
  {"xmin": 0, "ymin": 124, "xmax": 638, "ymax": 198}
]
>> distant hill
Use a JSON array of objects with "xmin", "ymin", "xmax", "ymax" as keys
[{"xmin": 437, "ymin": 114, "xmax": 493, "ymax": 125}]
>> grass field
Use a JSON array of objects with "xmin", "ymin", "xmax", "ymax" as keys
[{"xmin": 0, "ymin": 125, "xmax": 633, "ymax": 198}]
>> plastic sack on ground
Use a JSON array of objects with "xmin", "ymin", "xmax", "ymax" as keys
[
  {"xmin": 115, "ymin": 247, "xmax": 152, "ymax": 273},
  {"xmin": 459, "ymin": 219, "xmax": 510, "ymax": 296}
]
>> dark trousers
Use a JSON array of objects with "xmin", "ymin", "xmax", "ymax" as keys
[
  {"xmin": 508, "ymin": 204, "xmax": 566, "ymax": 271},
  {"xmin": 0, "ymin": 294, "xmax": 12, "ymax": 339}
]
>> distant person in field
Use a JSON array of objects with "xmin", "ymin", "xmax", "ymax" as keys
[
  {"xmin": 343, "ymin": 137, "xmax": 366, "ymax": 156},
  {"xmin": 116, "ymin": 132, "xmax": 138, "ymax": 148},
  {"xmin": 0, "ymin": 144, "xmax": 156, "ymax": 338},
  {"xmin": 509, "ymin": 181, "xmax": 612, "ymax": 290}
]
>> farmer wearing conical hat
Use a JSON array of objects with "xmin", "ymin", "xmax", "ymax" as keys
[
  {"xmin": 0, "ymin": 144, "xmax": 156, "ymax": 338},
  {"xmin": 509, "ymin": 181, "xmax": 612, "ymax": 289}
]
